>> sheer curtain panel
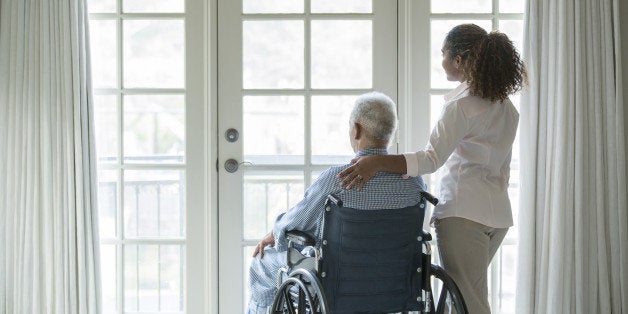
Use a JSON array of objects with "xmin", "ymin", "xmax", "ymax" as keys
[
  {"xmin": 0, "ymin": 0, "xmax": 101, "ymax": 313},
  {"xmin": 517, "ymin": 0, "xmax": 627, "ymax": 313}
]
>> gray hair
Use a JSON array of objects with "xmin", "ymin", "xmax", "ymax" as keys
[{"xmin": 349, "ymin": 92, "xmax": 398, "ymax": 145}]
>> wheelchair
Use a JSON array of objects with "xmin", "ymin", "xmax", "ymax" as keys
[{"xmin": 270, "ymin": 192, "xmax": 468, "ymax": 314}]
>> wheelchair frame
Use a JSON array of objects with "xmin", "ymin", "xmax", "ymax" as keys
[{"xmin": 270, "ymin": 192, "xmax": 468, "ymax": 314}]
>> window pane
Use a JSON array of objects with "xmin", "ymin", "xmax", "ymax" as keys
[
  {"xmin": 159, "ymin": 245, "xmax": 185, "ymax": 311},
  {"xmin": 100, "ymin": 244, "xmax": 117, "ymax": 313},
  {"xmin": 431, "ymin": 0, "xmax": 491, "ymax": 13},
  {"xmin": 243, "ymin": 96, "xmax": 304, "ymax": 164},
  {"xmin": 124, "ymin": 170, "xmax": 185, "ymax": 238},
  {"xmin": 310, "ymin": 0, "xmax": 372, "ymax": 13},
  {"xmin": 123, "ymin": 95, "xmax": 185, "ymax": 164},
  {"xmin": 125, "ymin": 245, "xmax": 158, "ymax": 312},
  {"xmin": 507, "ymin": 94, "xmax": 520, "ymax": 242},
  {"xmin": 94, "ymin": 95, "xmax": 118, "ymax": 163},
  {"xmin": 431, "ymin": 20, "xmax": 491, "ymax": 89},
  {"xmin": 243, "ymin": 171, "xmax": 304, "ymax": 239},
  {"xmin": 243, "ymin": 0, "xmax": 303, "ymax": 13},
  {"xmin": 90, "ymin": 20, "xmax": 117, "ymax": 88},
  {"xmin": 124, "ymin": 244, "xmax": 139, "ymax": 311},
  {"xmin": 499, "ymin": 20, "xmax": 524, "ymax": 56},
  {"xmin": 311, "ymin": 95, "xmax": 357, "ymax": 164},
  {"xmin": 311, "ymin": 20, "xmax": 372, "ymax": 89},
  {"xmin": 98, "ymin": 170, "xmax": 118, "ymax": 239},
  {"xmin": 430, "ymin": 94, "xmax": 446, "ymax": 127},
  {"xmin": 88, "ymin": 0, "xmax": 116, "ymax": 13},
  {"xmin": 124, "ymin": 244, "xmax": 184, "ymax": 311},
  {"xmin": 243, "ymin": 21, "xmax": 304, "ymax": 89},
  {"xmin": 429, "ymin": 94, "xmax": 448, "ymax": 193},
  {"xmin": 123, "ymin": 0, "xmax": 184, "ymax": 13},
  {"xmin": 124, "ymin": 20, "xmax": 184, "ymax": 88},
  {"xmin": 494, "ymin": 246, "xmax": 517, "ymax": 313},
  {"xmin": 500, "ymin": 0, "xmax": 524, "ymax": 13}
]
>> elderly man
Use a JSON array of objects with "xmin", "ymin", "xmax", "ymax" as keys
[{"xmin": 247, "ymin": 92, "xmax": 425, "ymax": 314}]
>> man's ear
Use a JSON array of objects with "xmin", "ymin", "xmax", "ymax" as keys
[{"xmin": 353, "ymin": 122, "xmax": 362, "ymax": 139}]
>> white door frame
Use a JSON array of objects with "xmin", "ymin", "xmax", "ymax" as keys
[
  {"xmin": 215, "ymin": 1, "xmax": 401, "ymax": 312},
  {"xmin": 185, "ymin": 0, "xmax": 218, "ymax": 312},
  {"xmin": 396, "ymin": 0, "xmax": 431, "ymax": 155}
]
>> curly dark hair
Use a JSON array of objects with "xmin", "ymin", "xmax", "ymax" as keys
[{"xmin": 444, "ymin": 24, "xmax": 527, "ymax": 102}]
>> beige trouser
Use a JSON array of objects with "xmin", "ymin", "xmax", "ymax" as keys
[{"xmin": 434, "ymin": 217, "xmax": 509, "ymax": 314}]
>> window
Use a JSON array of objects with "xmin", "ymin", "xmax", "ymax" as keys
[
  {"xmin": 87, "ymin": 0, "xmax": 524, "ymax": 312},
  {"xmin": 88, "ymin": 1, "xmax": 188, "ymax": 313},
  {"xmin": 427, "ymin": 0, "xmax": 524, "ymax": 312}
]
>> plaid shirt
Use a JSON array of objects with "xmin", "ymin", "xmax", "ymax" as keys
[{"xmin": 272, "ymin": 148, "xmax": 426, "ymax": 251}]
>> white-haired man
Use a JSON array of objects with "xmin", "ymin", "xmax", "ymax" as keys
[{"xmin": 247, "ymin": 92, "xmax": 426, "ymax": 313}]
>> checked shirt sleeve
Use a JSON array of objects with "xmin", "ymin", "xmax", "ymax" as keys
[{"xmin": 272, "ymin": 168, "xmax": 341, "ymax": 251}]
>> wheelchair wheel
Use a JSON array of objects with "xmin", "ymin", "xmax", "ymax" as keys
[
  {"xmin": 428, "ymin": 264, "xmax": 468, "ymax": 314},
  {"xmin": 270, "ymin": 268, "xmax": 328, "ymax": 314}
]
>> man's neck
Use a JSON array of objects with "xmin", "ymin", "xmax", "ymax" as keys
[
  {"xmin": 357, "ymin": 144, "xmax": 387, "ymax": 151},
  {"xmin": 359, "ymin": 146, "xmax": 386, "ymax": 150},
  {"xmin": 357, "ymin": 141, "xmax": 387, "ymax": 151},
  {"xmin": 355, "ymin": 147, "xmax": 388, "ymax": 158},
  {"xmin": 358, "ymin": 144, "xmax": 387, "ymax": 151}
]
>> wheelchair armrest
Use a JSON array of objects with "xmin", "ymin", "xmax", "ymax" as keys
[{"xmin": 286, "ymin": 230, "xmax": 316, "ymax": 246}]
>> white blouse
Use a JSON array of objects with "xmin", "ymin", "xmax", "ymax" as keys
[{"xmin": 404, "ymin": 83, "xmax": 519, "ymax": 228}]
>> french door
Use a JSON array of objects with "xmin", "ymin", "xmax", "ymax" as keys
[{"xmin": 217, "ymin": 0, "xmax": 398, "ymax": 311}]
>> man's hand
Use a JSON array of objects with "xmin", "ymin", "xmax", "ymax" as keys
[{"xmin": 252, "ymin": 231, "xmax": 275, "ymax": 259}]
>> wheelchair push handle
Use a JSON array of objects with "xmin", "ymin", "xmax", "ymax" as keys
[
  {"xmin": 325, "ymin": 194, "xmax": 343, "ymax": 207},
  {"xmin": 419, "ymin": 191, "xmax": 439, "ymax": 206}
]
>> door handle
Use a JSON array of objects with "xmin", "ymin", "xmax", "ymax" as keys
[
  {"xmin": 224, "ymin": 159, "xmax": 239, "ymax": 173},
  {"xmin": 223, "ymin": 159, "xmax": 253, "ymax": 173}
]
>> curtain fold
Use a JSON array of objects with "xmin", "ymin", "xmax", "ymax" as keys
[
  {"xmin": 517, "ymin": 0, "xmax": 627, "ymax": 313},
  {"xmin": 0, "ymin": 0, "xmax": 101, "ymax": 313}
]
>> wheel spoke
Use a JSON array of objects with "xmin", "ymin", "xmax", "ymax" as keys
[
  {"xmin": 298, "ymin": 285, "xmax": 306, "ymax": 310},
  {"xmin": 283, "ymin": 287, "xmax": 296, "ymax": 314}
]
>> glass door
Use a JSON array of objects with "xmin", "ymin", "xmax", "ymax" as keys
[{"xmin": 217, "ymin": 0, "xmax": 397, "ymax": 311}]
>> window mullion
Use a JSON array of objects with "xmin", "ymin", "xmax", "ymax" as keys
[
  {"xmin": 117, "ymin": 4, "xmax": 124, "ymax": 310},
  {"xmin": 304, "ymin": 0, "xmax": 312, "ymax": 188}
]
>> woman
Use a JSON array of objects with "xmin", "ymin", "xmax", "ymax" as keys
[{"xmin": 338, "ymin": 24, "xmax": 526, "ymax": 314}]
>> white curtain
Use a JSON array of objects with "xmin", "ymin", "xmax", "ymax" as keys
[
  {"xmin": 517, "ymin": 0, "xmax": 628, "ymax": 313},
  {"xmin": 0, "ymin": 0, "xmax": 101, "ymax": 313}
]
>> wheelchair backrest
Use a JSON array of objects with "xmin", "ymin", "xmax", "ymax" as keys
[{"xmin": 319, "ymin": 195, "xmax": 427, "ymax": 313}]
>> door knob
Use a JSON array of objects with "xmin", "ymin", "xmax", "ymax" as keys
[{"xmin": 224, "ymin": 159, "xmax": 239, "ymax": 173}]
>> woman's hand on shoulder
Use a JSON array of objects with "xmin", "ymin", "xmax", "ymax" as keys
[{"xmin": 337, "ymin": 155, "xmax": 382, "ymax": 191}]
